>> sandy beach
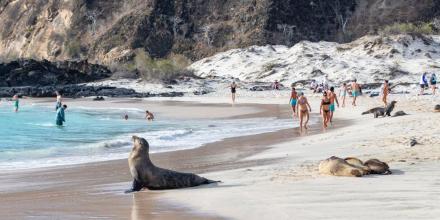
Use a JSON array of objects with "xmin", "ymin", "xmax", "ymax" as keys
[{"xmin": 0, "ymin": 92, "xmax": 439, "ymax": 219}]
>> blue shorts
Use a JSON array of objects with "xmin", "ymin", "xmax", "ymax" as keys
[
  {"xmin": 352, "ymin": 91, "xmax": 360, "ymax": 97},
  {"xmin": 329, "ymin": 104, "xmax": 335, "ymax": 112},
  {"xmin": 290, "ymin": 99, "xmax": 297, "ymax": 106}
]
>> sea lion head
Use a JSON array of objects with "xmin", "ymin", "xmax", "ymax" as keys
[{"xmin": 132, "ymin": 136, "xmax": 150, "ymax": 154}]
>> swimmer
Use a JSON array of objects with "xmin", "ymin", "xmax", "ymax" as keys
[
  {"xmin": 320, "ymin": 91, "xmax": 331, "ymax": 128},
  {"xmin": 124, "ymin": 114, "xmax": 129, "ymax": 120},
  {"xmin": 289, "ymin": 84, "xmax": 298, "ymax": 118},
  {"xmin": 55, "ymin": 91, "xmax": 62, "ymax": 111},
  {"xmin": 145, "ymin": 110, "xmax": 154, "ymax": 121},
  {"xmin": 56, "ymin": 104, "xmax": 67, "ymax": 126},
  {"xmin": 230, "ymin": 81, "xmax": 237, "ymax": 104},
  {"xmin": 328, "ymin": 87, "xmax": 339, "ymax": 123},
  {"xmin": 12, "ymin": 95, "xmax": 19, "ymax": 112},
  {"xmin": 296, "ymin": 92, "xmax": 312, "ymax": 132}
]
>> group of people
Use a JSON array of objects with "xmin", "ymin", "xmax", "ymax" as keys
[
  {"xmin": 123, "ymin": 111, "xmax": 155, "ymax": 121},
  {"xmin": 420, "ymin": 73, "xmax": 437, "ymax": 95}
]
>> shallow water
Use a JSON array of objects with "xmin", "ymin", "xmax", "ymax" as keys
[{"xmin": 0, "ymin": 103, "xmax": 296, "ymax": 170}]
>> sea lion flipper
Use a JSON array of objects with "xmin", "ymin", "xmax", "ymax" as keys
[{"xmin": 125, "ymin": 179, "xmax": 144, "ymax": 193}]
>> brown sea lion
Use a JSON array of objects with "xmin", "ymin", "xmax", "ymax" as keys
[
  {"xmin": 318, "ymin": 156, "xmax": 365, "ymax": 177},
  {"xmin": 344, "ymin": 157, "xmax": 370, "ymax": 175},
  {"xmin": 392, "ymin": 111, "xmax": 408, "ymax": 117},
  {"xmin": 126, "ymin": 136, "xmax": 219, "ymax": 193},
  {"xmin": 362, "ymin": 107, "xmax": 384, "ymax": 115},
  {"xmin": 364, "ymin": 159, "xmax": 392, "ymax": 175},
  {"xmin": 373, "ymin": 101, "xmax": 397, "ymax": 118}
]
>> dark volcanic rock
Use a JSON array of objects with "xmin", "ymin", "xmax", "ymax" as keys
[{"xmin": 0, "ymin": 59, "xmax": 111, "ymax": 87}]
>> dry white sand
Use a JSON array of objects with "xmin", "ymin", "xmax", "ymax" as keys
[{"xmin": 153, "ymin": 92, "xmax": 440, "ymax": 220}]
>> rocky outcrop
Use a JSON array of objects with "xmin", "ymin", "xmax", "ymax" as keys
[
  {"xmin": 0, "ymin": 0, "xmax": 439, "ymax": 64},
  {"xmin": 0, "ymin": 59, "xmax": 111, "ymax": 87}
]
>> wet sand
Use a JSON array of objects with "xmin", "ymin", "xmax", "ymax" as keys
[{"xmin": 0, "ymin": 99, "xmax": 330, "ymax": 219}]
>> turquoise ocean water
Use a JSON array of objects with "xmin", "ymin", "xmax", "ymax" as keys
[{"xmin": 0, "ymin": 102, "xmax": 295, "ymax": 170}]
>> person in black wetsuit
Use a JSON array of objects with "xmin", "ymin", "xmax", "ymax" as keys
[{"xmin": 230, "ymin": 81, "xmax": 237, "ymax": 104}]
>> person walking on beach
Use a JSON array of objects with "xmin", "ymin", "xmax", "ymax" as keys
[
  {"xmin": 12, "ymin": 94, "xmax": 19, "ymax": 112},
  {"xmin": 339, "ymin": 83, "xmax": 348, "ymax": 107},
  {"xmin": 230, "ymin": 81, "xmax": 237, "ymax": 104},
  {"xmin": 145, "ymin": 110, "xmax": 154, "ymax": 121},
  {"xmin": 420, "ymin": 73, "xmax": 428, "ymax": 95},
  {"xmin": 320, "ymin": 91, "xmax": 331, "ymax": 128},
  {"xmin": 55, "ymin": 91, "xmax": 62, "ymax": 111},
  {"xmin": 296, "ymin": 92, "xmax": 311, "ymax": 132},
  {"xmin": 351, "ymin": 79, "xmax": 360, "ymax": 106},
  {"xmin": 382, "ymin": 80, "xmax": 390, "ymax": 107},
  {"xmin": 430, "ymin": 73, "xmax": 437, "ymax": 95},
  {"xmin": 289, "ymin": 84, "xmax": 298, "ymax": 118},
  {"xmin": 56, "ymin": 105, "xmax": 67, "ymax": 126},
  {"xmin": 328, "ymin": 87, "xmax": 339, "ymax": 123}
]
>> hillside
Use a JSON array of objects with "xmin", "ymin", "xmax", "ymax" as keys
[
  {"xmin": 0, "ymin": 0, "xmax": 439, "ymax": 65},
  {"xmin": 190, "ymin": 35, "xmax": 440, "ymax": 85}
]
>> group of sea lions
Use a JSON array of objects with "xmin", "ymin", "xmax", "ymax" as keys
[
  {"xmin": 361, "ymin": 101, "xmax": 407, "ymax": 118},
  {"xmin": 318, "ymin": 156, "xmax": 391, "ymax": 177}
]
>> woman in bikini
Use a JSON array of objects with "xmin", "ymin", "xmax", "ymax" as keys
[
  {"xmin": 230, "ymin": 81, "xmax": 237, "ymax": 104},
  {"xmin": 339, "ymin": 83, "xmax": 348, "ymax": 107},
  {"xmin": 289, "ymin": 84, "xmax": 298, "ymax": 118},
  {"xmin": 320, "ymin": 91, "xmax": 331, "ymax": 128},
  {"xmin": 296, "ymin": 92, "xmax": 312, "ymax": 132}
]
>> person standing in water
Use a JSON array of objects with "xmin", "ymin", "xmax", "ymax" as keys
[
  {"xmin": 351, "ymin": 79, "xmax": 360, "ymax": 106},
  {"xmin": 55, "ymin": 91, "xmax": 62, "ymax": 110},
  {"xmin": 328, "ymin": 87, "xmax": 339, "ymax": 123},
  {"xmin": 320, "ymin": 91, "xmax": 331, "ymax": 128},
  {"xmin": 430, "ymin": 73, "xmax": 437, "ymax": 95},
  {"xmin": 381, "ymin": 80, "xmax": 390, "ymax": 107},
  {"xmin": 145, "ymin": 110, "xmax": 154, "ymax": 121},
  {"xmin": 56, "ymin": 105, "xmax": 67, "ymax": 126},
  {"xmin": 289, "ymin": 84, "xmax": 298, "ymax": 118},
  {"xmin": 296, "ymin": 92, "xmax": 311, "ymax": 132},
  {"xmin": 339, "ymin": 83, "xmax": 348, "ymax": 107},
  {"xmin": 12, "ymin": 95, "xmax": 19, "ymax": 112},
  {"xmin": 230, "ymin": 81, "xmax": 237, "ymax": 104}
]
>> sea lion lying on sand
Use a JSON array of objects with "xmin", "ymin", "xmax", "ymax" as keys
[
  {"xmin": 392, "ymin": 111, "xmax": 408, "ymax": 117},
  {"xmin": 126, "ymin": 136, "xmax": 219, "ymax": 193},
  {"xmin": 319, "ymin": 156, "xmax": 391, "ymax": 177},
  {"xmin": 435, "ymin": 104, "xmax": 440, "ymax": 112},
  {"xmin": 318, "ymin": 156, "xmax": 365, "ymax": 177},
  {"xmin": 364, "ymin": 159, "xmax": 392, "ymax": 175},
  {"xmin": 362, "ymin": 107, "xmax": 384, "ymax": 115}
]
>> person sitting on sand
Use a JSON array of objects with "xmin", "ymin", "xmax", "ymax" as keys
[
  {"xmin": 289, "ymin": 84, "xmax": 298, "ymax": 118},
  {"xmin": 145, "ymin": 110, "xmax": 154, "ymax": 121},
  {"xmin": 320, "ymin": 91, "xmax": 331, "ymax": 128},
  {"xmin": 296, "ymin": 92, "xmax": 311, "ymax": 132},
  {"xmin": 381, "ymin": 80, "xmax": 389, "ymax": 107},
  {"xmin": 351, "ymin": 79, "xmax": 361, "ymax": 106},
  {"xmin": 56, "ymin": 105, "xmax": 67, "ymax": 126},
  {"xmin": 430, "ymin": 73, "xmax": 437, "ymax": 95},
  {"xmin": 339, "ymin": 83, "xmax": 348, "ymax": 107},
  {"xmin": 230, "ymin": 81, "xmax": 237, "ymax": 104},
  {"xmin": 328, "ymin": 87, "xmax": 339, "ymax": 123},
  {"xmin": 12, "ymin": 94, "xmax": 19, "ymax": 112},
  {"xmin": 55, "ymin": 91, "xmax": 62, "ymax": 111}
]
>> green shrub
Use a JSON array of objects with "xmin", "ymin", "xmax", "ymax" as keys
[{"xmin": 380, "ymin": 22, "xmax": 437, "ymax": 35}]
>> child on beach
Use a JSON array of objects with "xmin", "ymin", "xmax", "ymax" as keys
[
  {"xmin": 339, "ymin": 83, "xmax": 348, "ymax": 107},
  {"xmin": 382, "ymin": 80, "xmax": 389, "ymax": 107},
  {"xmin": 351, "ymin": 79, "xmax": 360, "ymax": 106},
  {"xmin": 296, "ymin": 92, "xmax": 311, "ymax": 132},
  {"xmin": 56, "ymin": 105, "xmax": 67, "ymax": 126},
  {"xmin": 146, "ymin": 110, "xmax": 154, "ymax": 121},
  {"xmin": 55, "ymin": 91, "xmax": 62, "ymax": 111},
  {"xmin": 320, "ymin": 91, "xmax": 331, "ymax": 128},
  {"xmin": 289, "ymin": 84, "xmax": 298, "ymax": 118},
  {"xmin": 12, "ymin": 95, "xmax": 19, "ymax": 112},
  {"xmin": 328, "ymin": 87, "xmax": 339, "ymax": 123}
]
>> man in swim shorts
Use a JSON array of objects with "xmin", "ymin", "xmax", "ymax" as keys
[
  {"xmin": 328, "ymin": 87, "xmax": 339, "ymax": 123},
  {"xmin": 351, "ymin": 79, "xmax": 361, "ymax": 106},
  {"xmin": 13, "ymin": 94, "xmax": 19, "ymax": 112}
]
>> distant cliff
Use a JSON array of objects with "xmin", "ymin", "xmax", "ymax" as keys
[{"xmin": 0, "ymin": 0, "xmax": 439, "ymax": 64}]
